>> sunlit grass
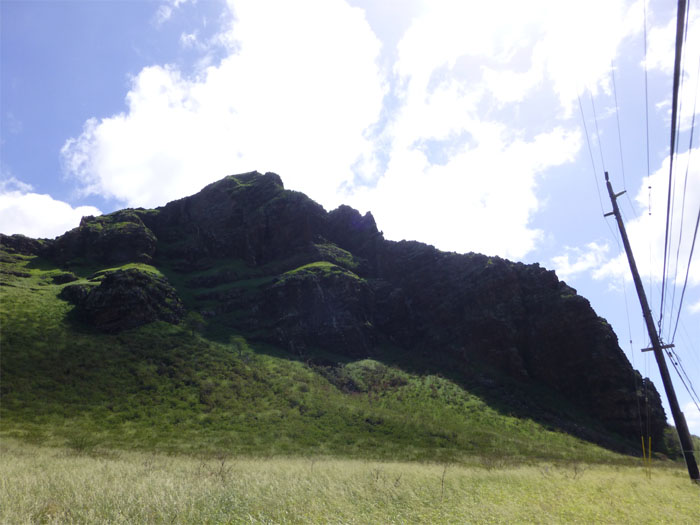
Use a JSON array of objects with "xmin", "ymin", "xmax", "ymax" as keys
[
  {"xmin": 4, "ymin": 248, "xmax": 699, "ymax": 524},
  {"xmin": 1, "ymin": 439, "xmax": 698, "ymax": 524},
  {"xmin": 2, "ymin": 251, "xmax": 635, "ymax": 464}
]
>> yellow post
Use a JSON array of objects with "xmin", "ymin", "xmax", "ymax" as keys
[{"xmin": 641, "ymin": 435, "xmax": 652, "ymax": 478}]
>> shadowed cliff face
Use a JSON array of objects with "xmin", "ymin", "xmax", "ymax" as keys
[
  {"xmin": 60, "ymin": 269, "xmax": 185, "ymax": 332},
  {"xmin": 45, "ymin": 210, "xmax": 158, "ymax": 265},
  {"xmin": 8, "ymin": 171, "xmax": 666, "ymax": 448},
  {"xmin": 146, "ymin": 172, "xmax": 327, "ymax": 268},
  {"xmin": 367, "ymin": 243, "xmax": 665, "ymax": 444}
]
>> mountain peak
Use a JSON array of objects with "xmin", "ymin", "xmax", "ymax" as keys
[{"xmin": 0, "ymin": 172, "xmax": 667, "ymax": 449}]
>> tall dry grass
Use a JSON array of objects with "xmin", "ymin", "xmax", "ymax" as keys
[{"xmin": 1, "ymin": 439, "xmax": 698, "ymax": 524}]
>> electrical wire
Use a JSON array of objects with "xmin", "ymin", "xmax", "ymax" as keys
[
  {"xmin": 659, "ymin": 0, "xmax": 689, "ymax": 333},
  {"xmin": 662, "ymin": 6, "xmax": 693, "ymax": 338},
  {"xmin": 610, "ymin": 60, "xmax": 638, "ymax": 216},
  {"xmin": 643, "ymin": 0, "xmax": 654, "ymax": 312},
  {"xmin": 643, "ymin": 0, "xmax": 652, "ymax": 194},
  {"xmin": 667, "ymin": 56, "xmax": 700, "ymax": 339},
  {"xmin": 671, "ymin": 206, "xmax": 700, "ymax": 343},
  {"xmin": 670, "ymin": 348, "xmax": 700, "ymax": 406},
  {"xmin": 620, "ymin": 259, "xmax": 645, "ymax": 441},
  {"xmin": 668, "ymin": 349, "xmax": 700, "ymax": 412},
  {"xmin": 578, "ymin": 94, "xmax": 606, "ymax": 217},
  {"xmin": 605, "ymin": 50, "xmax": 650, "ymax": 449},
  {"xmin": 611, "ymin": 61, "xmax": 627, "ymax": 186},
  {"xmin": 591, "ymin": 93, "xmax": 607, "ymax": 174},
  {"xmin": 675, "ymin": 319, "xmax": 700, "ymax": 400}
]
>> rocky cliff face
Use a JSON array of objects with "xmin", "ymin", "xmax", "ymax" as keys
[
  {"xmin": 60, "ymin": 268, "xmax": 184, "ymax": 332},
  {"xmin": 46, "ymin": 210, "xmax": 157, "ymax": 265},
  {"xmin": 5, "ymin": 171, "xmax": 666, "ymax": 447},
  {"xmin": 144, "ymin": 172, "xmax": 326, "ymax": 267}
]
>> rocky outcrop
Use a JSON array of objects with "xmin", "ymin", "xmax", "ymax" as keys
[
  {"xmin": 259, "ymin": 262, "xmax": 375, "ymax": 355},
  {"xmin": 145, "ymin": 173, "xmax": 663, "ymax": 444},
  {"xmin": 0, "ymin": 233, "xmax": 47, "ymax": 256},
  {"xmin": 325, "ymin": 205, "xmax": 382, "ymax": 270},
  {"xmin": 47, "ymin": 210, "xmax": 157, "ymax": 265},
  {"xmin": 51, "ymin": 272, "xmax": 79, "ymax": 284},
  {"xmin": 150, "ymin": 172, "xmax": 327, "ymax": 267},
  {"xmin": 25, "ymin": 171, "xmax": 667, "ymax": 445},
  {"xmin": 365, "ymin": 242, "xmax": 667, "ymax": 445},
  {"xmin": 59, "ymin": 282, "xmax": 93, "ymax": 304},
  {"xmin": 62, "ymin": 269, "xmax": 184, "ymax": 332}
]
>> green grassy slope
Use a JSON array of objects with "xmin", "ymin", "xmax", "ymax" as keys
[{"xmin": 0, "ymin": 249, "xmax": 664, "ymax": 464}]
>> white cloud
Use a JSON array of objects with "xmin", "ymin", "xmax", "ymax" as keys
[
  {"xmin": 646, "ymin": 6, "xmax": 700, "ymax": 76},
  {"xmin": 0, "ymin": 179, "xmax": 101, "ymax": 239},
  {"xmin": 62, "ymin": 0, "xmax": 386, "ymax": 211},
  {"xmin": 61, "ymin": 0, "xmax": 646, "ymax": 260},
  {"xmin": 155, "ymin": 0, "xmax": 192, "ymax": 26},
  {"xmin": 689, "ymin": 299, "xmax": 700, "ymax": 314},
  {"xmin": 647, "ymin": 7, "xmax": 700, "ymax": 130},
  {"xmin": 684, "ymin": 401, "xmax": 700, "ymax": 437},
  {"xmin": 552, "ymin": 242, "xmax": 611, "ymax": 281},
  {"xmin": 535, "ymin": 0, "xmax": 643, "ymax": 111},
  {"xmin": 4, "ymin": 112, "xmax": 23, "ymax": 136},
  {"xmin": 0, "ymin": 176, "xmax": 33, "ymax": 194},
  {"xmin": 393, "ymin": 0, "xmax": 641, "ymax": 117},
  {"xmin": 344, "ymin": 0, "xmax": 635, "ymax": 257},
  {"xmin": 595, "ymin": 149, "xmax": 700, "ymax": 287},
  {"xmin": 350, "ymin": 125, "xmax": 580, "ymax": 258},
  {"xmin": 180, "ymin": 31, "xmax": 199, "ymax": 49}
]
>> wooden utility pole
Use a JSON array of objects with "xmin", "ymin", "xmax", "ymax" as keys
[{"xmin": 604, "ymin": 172, "xmax": 699, "ymax": 481}]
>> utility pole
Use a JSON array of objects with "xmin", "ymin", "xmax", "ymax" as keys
[{"xmin": 604, "ymin": 172, "xmax": 699, "ymax": 481}]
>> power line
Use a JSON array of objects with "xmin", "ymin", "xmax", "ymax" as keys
[
  {"xmin": 578, "ymin": 92, "xmax": 624, "ymax": 248},
  {"xmin": 610, "ymin": 60, "xmax": 638, "ymax": 216},
  {"xmin": 671, "ymin": 348, "xmax": 700, "ymax": 407},
  {"xmin": 667, "ymin": 56, "xmax": 700, "ymax": 339},
  {"xmin": 578, "ymin": 94, "xmax": 606, "ymax": 216},
  {"xmin": 604, "ymin": 174, "xmax": 700, "ymax": 480},
  {"xmin": 675, "ymin": 318, "xmax": 700, "ymax": 400},
  {"xmin": 591, "ymin": 93, "xmax": 607, "ymax": 174},
  {"xmin": 643, "ymin": 0, "xmax": 652, "ymax": 189},
  {"xmin": 643, "ymin": 0, "xmax": 654, "ymax": 310},
  {"xmin": 611, "ymin": 61, "xmax": 627, "ymax": 186},
  {"xmin": 619, "ymin": 250, "xmax": 646, "ymax": 442},
  {"xmin": 671, "ymin": 206, "xmax": 700, "ymax": 344},
  {"xmin": 668, "ymin": 348, "xmax": 700, "ymax": 412},
  {"xmin": 659, "ymin": 0, "xmax": 689, "ymax": 334}
]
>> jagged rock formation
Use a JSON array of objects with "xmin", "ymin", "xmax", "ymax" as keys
[
  {"xmin": 1, "ymin": 171, "xmax": 666, "ymax": 447},
  {"xmin": 60, "ymin": 268, "xmax": 184, "ymax": 332},
  {"xmin": 0, "ymin": 233, "xmax": 46, "ymax": 256},
  {"xmin": 46, "ymin": 210, "xmax": 157, "ymax": 265},
  {"xmin": 143, "ymin": 172, "xmax": 326, "ymax": 268},
  {"xmin": 260, "ymin": 262, "xmax": 376, "ymax": 355}
]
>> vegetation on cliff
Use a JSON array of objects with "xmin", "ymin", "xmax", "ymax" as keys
[{"xmin": 0, "ymin": 171, "xmax": 680, "ymax": 462}]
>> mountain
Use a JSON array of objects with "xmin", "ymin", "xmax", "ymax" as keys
[{"xmin": 0, "ymin": 171, "xmax": 668, "ymax": 455}]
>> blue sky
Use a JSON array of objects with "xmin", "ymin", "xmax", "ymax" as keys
[{"xmin": 2, "ymin": 0, "xmax": 699, "ymax": 435}]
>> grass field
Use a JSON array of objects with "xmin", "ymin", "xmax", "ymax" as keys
[
  {"xmin": 3, "ymin": 247, "xmax": 700, "ymax": 523},
  {"xmin": 1, "ymin": 439, "xmax": 698, "ymax": 524},
  {"xmin": 1, "ymin": 250, "xmax": 638, "ymax": 463}
]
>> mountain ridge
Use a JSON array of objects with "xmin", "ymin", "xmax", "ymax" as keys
[{"xmin": 0, "ymin": 171, "xmax": 667, "ymax": 452}]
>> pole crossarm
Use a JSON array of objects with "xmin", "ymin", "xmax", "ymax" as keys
[
  {"xmin": 641, "ymin": 343, "xmax": 675, "ymax": 353},
  {"xmin": 604, "ymin": 171, "xmax": 699, "ymax": 481}
]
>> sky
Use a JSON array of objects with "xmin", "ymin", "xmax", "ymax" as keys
[{"xmin": 1, "ymin": 0, "xmax": 699, "ymax": 436}]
